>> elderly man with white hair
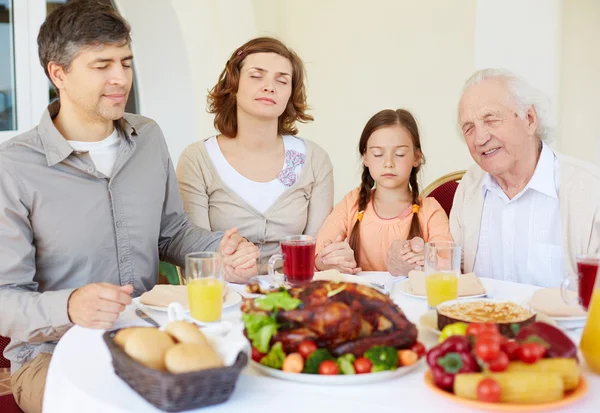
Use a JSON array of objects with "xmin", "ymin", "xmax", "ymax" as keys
[{"xmin": 450, "ymin": 68, "xmax": 600, "ymax": 288}]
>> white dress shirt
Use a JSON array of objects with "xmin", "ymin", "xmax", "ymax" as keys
[{"xmin": 473, "ymin": 143, "xmax": 563, "ymax": 288}]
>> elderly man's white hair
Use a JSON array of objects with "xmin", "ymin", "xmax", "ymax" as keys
[{"xmin": 461, "ymin": 68, "xmax": 554, "ymax": 142}]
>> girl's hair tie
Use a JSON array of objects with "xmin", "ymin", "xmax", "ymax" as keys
[
  {"xmin": 357, "ymin": 210, "xmax": 365, "ymax": 222},
  {"xmin": 411, "ymin": 204, "xmax": 420, "ymax": 214}
]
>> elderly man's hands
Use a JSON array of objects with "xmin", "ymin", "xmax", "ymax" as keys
[
  {"xmin": 220, "ymin": 228, "xmax": 260, "ymax": 283},
  {"xmin": 387, "ymin": 237, "xmax": 425, "ymax": 276}
]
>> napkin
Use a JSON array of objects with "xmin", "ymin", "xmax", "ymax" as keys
[
  {"xmin": 407, "ymin": 270, "xmax": 486, "ymax": 296},
  {"xmin": 206, "ymin": 328, "xmax": 250, "ymax": 367},
  {"xmin": 139, "ymin": 284, "xmax": 228, "ymax": 309},
  {"xmin": 529, "ymin": 288, "xmax": 587, "ymax": 317}
]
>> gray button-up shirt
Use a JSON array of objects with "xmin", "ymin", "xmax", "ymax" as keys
[{"xmin": 0, "ymin": 102, "xmax": 223, "ymax": 372}]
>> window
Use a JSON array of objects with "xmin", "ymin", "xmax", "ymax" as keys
[{"xmin": 0, "ymin": 0, "xmax": 16, "ymax": 131}]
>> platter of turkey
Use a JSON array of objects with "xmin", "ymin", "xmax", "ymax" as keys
[{"xmin": 241, "ymin": 280, "xmax": 425, "ymax": 384}]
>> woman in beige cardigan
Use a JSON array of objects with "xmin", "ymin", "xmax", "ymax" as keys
[{"xmin": 177, "ymin": 37, "xmax": 333, "ymax": 281}]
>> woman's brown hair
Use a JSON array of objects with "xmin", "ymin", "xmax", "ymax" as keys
[
  {"xmin": 348, "ymin": 109, "xmax": 425, "ymax": 259},
  {"xmin": 207, "ymin": 37, "xmax": 313, "ymax": 138}
]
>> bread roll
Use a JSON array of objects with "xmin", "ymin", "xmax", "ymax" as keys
[
  {"xmin": 165, "ymin": 321, "xmax": 209, "ymax": 346},
  {"xmin": 113, "ymin": 327, "xmax": 145, "ymax": 349},
  {"xmin": 165, "ymin": 343, "xmax": 223, "ymax": 374},
  {"xmin": 124, "ymin": 328, "xmax": 175, "ymax": 371}
]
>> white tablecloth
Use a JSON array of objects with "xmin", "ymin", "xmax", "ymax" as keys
[{"xmin": 43, "ymin": 276, "xmax": 600, "ymax": 413}]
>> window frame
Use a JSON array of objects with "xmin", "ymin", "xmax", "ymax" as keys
[{"xmin": 0, "ymin": 0, "xmax": 49, "ymax": 142}]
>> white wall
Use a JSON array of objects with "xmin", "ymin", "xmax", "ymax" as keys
[
  {"xmin": 558, "ymin": 0, "xmax": 600, "ymax": 165},
  {"xmin": 257, "ymin": 0, "xmax": 478, "ymax": 201}
]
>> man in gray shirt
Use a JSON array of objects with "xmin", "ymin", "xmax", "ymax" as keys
[{"xmin": 0, "ymin": 2, "xmax": 259, "ymax": 412}]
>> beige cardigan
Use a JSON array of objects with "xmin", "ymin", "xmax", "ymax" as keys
[
  {"xmin": 450, "ymin": 153, "xmax": 600, "ymax": 279},
  {"xmin": 176, "ymin": 137, "xmax": 334, "ymax": 272}
]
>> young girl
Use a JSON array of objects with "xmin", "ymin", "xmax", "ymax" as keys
[{"xmin": 315, "ymin": 109, "xmax": 453, "ymax": 275}]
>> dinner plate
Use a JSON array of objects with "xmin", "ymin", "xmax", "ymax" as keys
[
  {"xmin": 418, "ymin": 309, "xmax": 557, "ymax": 336},
  {"xmin": 132, "ymin": 290, "xmax": 242, "ymax": 312},
  {"xmin": 396, "ymin": 278, "xmax": 489, "ymax": 299},
  {"xmin": 423, "ymin": 370, "xmax": 588, "ymax": 412},
  {"xmin": 250, "ymin": 358, "xmax": 422, "ymax": 385}
]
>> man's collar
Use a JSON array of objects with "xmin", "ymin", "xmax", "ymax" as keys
[
  {"xmin": 481, "ymin": 142, "xmax": 557, "ymax": 200},
  {"xmin": 38, "ymin": 100, "xmax": 137, "ymax": 167}
]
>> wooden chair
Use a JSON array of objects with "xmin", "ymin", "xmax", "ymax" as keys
[{"xmin": 421, "ymin": 170, "xmax": 466, "ymax": 217}]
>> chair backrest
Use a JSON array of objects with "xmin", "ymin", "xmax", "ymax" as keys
[
  {"xmin": 421, "ymin": 170, "xmax": 466, "ymax": 217},
  {"xmin": 0, "ymin": 336, "xmax": 11, "ymax": 369}
]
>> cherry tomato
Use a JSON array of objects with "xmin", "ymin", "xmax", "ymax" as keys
[
  {"xmin": 476, "ymin": 332, "xmax": 503, "ymax": 345},
  {"xmin": 318, "ymin": 360, "xmax": 339, "ymax": 375},
  {"xmin": 467, "ymin": 323, "xmax": 499, "ymax": 338},
  {"xmin": 282, "ymin": 353, "xmax": 304, "ymax": 373},
  {"xmin": 251, "ymin": 347, "xmax": 264, "ymax": 363},
  {"xmin": 487, "ymin": 352, "xmax": 510, "ymax": 372},
  {"xmin": 501, "ymin": 339, "xmax": 521, "ymax": 361},
  {"xmin": 353, "ymin": 357, "xmax": 372, "ymax": 374},
  {"xmin": 477, "ymin": 378, "xmax": 501, "ymax": 403},
  {"xmin": 410, "ymin": 342, "xmax": 426, "ymax": 359},
  {"xmin": 398, "ymin": 350, "xmax": 418, "ymax": 367},
  {"xmin": 298, "ymin": 340, "xmax": 318, "ymax": 359},
  {"xmin": 475, "ymin": 339, "xmax": 501, "ymax": 362},
  {"xmin": 518, "ymin": 342, "xmax": 547, "ymax": 364}
]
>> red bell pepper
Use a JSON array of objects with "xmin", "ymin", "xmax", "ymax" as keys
[
  {"xmin": 516, "ymin": 322, "xmax": 578, "ymax": 360},
  {"xmin": 426, "ymin": 335, "xmax": 480, "ymax": 391}
]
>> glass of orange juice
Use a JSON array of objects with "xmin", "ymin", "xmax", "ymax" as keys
[
  {"xmin": 424, "ymin": 241, "xmax": 461, "ymax": 308},
  {"xmin": 185, "ymin": 252, "xmax": 224, "ymax": 323},
  {"xmin": 580, "ymin": 263, "xmax": 600, "ymax": 374}
]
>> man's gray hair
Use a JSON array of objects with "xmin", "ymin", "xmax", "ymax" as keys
[{"xmin": 461, "ymin": 68, "xmax": 554, "ymax": 142}]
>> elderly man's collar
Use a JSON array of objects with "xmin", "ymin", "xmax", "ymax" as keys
[{"xmin": 39, "ymin": 100, "xmax": 137, "ymax": 166}]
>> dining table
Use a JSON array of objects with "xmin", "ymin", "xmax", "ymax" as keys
[{"xmin": 42, "ymin": 274, "xmax": 600, "ymax": 413}]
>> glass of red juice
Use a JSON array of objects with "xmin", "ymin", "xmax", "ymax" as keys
[
  {"xmin": 561, "ymin": 255, "xmax": 599, "ymax": 310},
  {"xmin": 268, "ymin": 235, "xmax": 316, "ymax": 286}
]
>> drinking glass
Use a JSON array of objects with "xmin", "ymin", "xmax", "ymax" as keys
[
  {"xmin": 268, "ymin": 235, "xmax": 316, "ymax": 287},
  {"xmin": 185, "ymin": 252, "xmax": 224, "ymax": 322},
  {"xmin": 561, "ymin": 255, "xmax": 599, "ymax": 310},
  {"xmin": 424, "ymin": 241, "xmax": 461, "ymax": 308}
]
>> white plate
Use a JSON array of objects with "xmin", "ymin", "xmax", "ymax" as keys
[
  {"xmin": 418, "ymin": 309, "xmax": 557, "ymax": 336},
  {"xmin": 396, "ymin": 278, "xmax": 489, "ymax": 300},
  {"xmin": 250, "ymin": 358, "xmax": 422, "ymax": 385},
  {"xmin": 132, "ymin": 290, "xmax": 242, "ymax": 313},
  {"xmin": 550, "ymin": 315, "xmax": 587, "ymax": 330}
]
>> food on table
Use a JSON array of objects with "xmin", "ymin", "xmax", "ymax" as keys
[
  {"xmin": 437, "ymin": 300, "xmax": 536, "ymax": 338},
  {"xmin": 303, "ymin": 348, "xmax": 336, "ymax": 374},
  {"xmin": 426, "ymin": 320, "xmax": 583, "ymax": 405},
  {"xmin": 336, "ymin": 354, "xmax": 356, "ymax": 375},
  {"xmin": 410, "ymin": 342, "xmax": 426, "ymax": 359},
  {"xmin": 251, "ymin": 347, "xmax": 265, "ymax": 363},
  {"xmin": 282, "ymin": 353, "xmax": 304, "ymax": 373},
  {"xmin": 124, "ymin": 328, "xmax": 175, "ymax": 371},
  {"xmin": 516, "ymin": 322, "xmax": 578, "ymax": 359},
  {"xmin": 241, "ymin": 281, "xmax": 423, "ymax": 375},
  {"xmin": 318, "ymin": 360, "xmax": 339, "ymax": 375},
  {"xmin": 260, "ymin": 342, "xmax": 286, "ymax": 369},
  {"xmin": 476, "ymin": 378, "xmax": 501, "ymax": 403},
  {"xmin": 164, "ymin": 343, "xmax": 223, "ymax": 373},
  {"xmin": 438, "ymin": 322, "xmax": 468, "ymax": 343},
  {"xmin": 398, "ymin": 350, "xmax": 418, "ymax": 367},
  {"xmin": 165, "ymin": 320, "xmax": 210, "ymax": 346},
  {"xmin": 454, "ymin": 371, "xmax": 564, "ymax": 404},
  {"xmin": 353, "ymin": 357, "xmax": 373, "ymax": 374},
  {"xmin": 113, "ymin": 327, "xmax": 145, "ymax": 349},
  {"xmin": 505, "ymin": 358, "xmax": 580, "ymax": 391},
  {"xmin": 426, "ymin": 336, "xmax": 479, "ymax": 390},
  {"xmin": 115, "ymin": 321, "xmax": 225, "ymax": 374},
  {"xmin": 364, "ymin": 346, "xmax": 398, "ymax": 372}
]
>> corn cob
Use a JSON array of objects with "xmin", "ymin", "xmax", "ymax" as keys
[
  {"xmin": 454, "ymin": 372, "xmax": 564, "ymax": 404},
  {"xmin": 506, "ymin": 358, "xmax": 580, "ymax": 391}
]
